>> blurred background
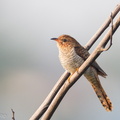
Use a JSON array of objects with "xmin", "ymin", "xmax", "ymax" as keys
[{"xmin": 0, "ymin": 0, "xmax": 120, "ymax": 120}]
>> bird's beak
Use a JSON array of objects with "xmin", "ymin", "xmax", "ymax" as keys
[{"xmin": 51, "ymin": 38, "xmax": 58, "ymax": 41}]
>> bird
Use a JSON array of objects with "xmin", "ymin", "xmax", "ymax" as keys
[{"xmin": 51, "ymin": 34, "xmax": 112, "ymax": 111}]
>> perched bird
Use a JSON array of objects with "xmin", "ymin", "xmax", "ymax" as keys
[{"xmin": 51, "ymin": 34, "xmax": 112, "ymax": 111}]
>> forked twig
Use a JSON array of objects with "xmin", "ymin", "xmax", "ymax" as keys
[{"xmin": 85, "ymin": 4, "xmax": 120, "ymax": 50}]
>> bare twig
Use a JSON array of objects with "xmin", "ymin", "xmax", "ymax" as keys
[
  {"xmin": 29, "ymin": 4, "xmax": 120, "ymax": 120},
  {"xmin": 29, "ymin": 71, "xmax": 70, "ymax": 120},
  {"xmin": 11, "ymin": 109, "xmax": 15, "ymax": 120},
  {"xmin": 110, "ymin": 12, "xmax": 113, "ymax": 45},
  {"xmin": 101, "ymin": 12, "xmax": 113, "ymax": 51},
  {"xmin": 85, "ymin": 4, "xmax": 120, "ymax": 50}
]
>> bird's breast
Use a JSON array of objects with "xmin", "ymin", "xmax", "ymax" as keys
[{"xmin": 58, "ymin": 47, "xmax": 84, "ymax": 74}]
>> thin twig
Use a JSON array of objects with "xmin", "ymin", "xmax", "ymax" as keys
[
  {"xmin": 101, "ymin": 12, "xmax": 113, "ymax": 51},
  {"xmin": 29, "ymin": 71, "xmax": 70, "ymax": 120},
  {"xmin": 85, "ymin": 4, "xmax": 120, "ymax": 50},
  {"xmin": 110, "ymin": 12, "xmax": 113, "ymax": 45},
  {"xmin": 11, "ymin": 109, "xmax": 15, "ymax": 120}
]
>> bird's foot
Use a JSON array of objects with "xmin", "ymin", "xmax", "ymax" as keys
[
  {"xmin": 67, "ymin": 74, "xmax": 72, "ymax": 83},
  {"xmin": 67, "ymin": 68, "xmax": 79, "ymax": 83}
]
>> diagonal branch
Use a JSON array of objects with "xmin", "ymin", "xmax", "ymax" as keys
[
  {"xmin": 29, "ymin": 71, "xmax": 70, "ymax": 120},
  {"xmin": 41, "ymin": 16, "xmax": 120, "ymax": 120},
  {"xmin": 29, "ymin": 4, "xmax": 120, "ymax": 120},
  {"xmin": 85, "ymin": 4, "xmax": 120, "ymax": 50}
]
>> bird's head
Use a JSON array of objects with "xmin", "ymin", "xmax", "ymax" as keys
[{"xmin": 51, "ymin": 35, "xmax": 80, "ymax": 49}]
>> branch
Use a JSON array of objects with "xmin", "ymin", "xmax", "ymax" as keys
[
  {"xmin": 84, "ymin": 4, "xmax": 120, "ymax": 50},
  {"xmin": 29, "ymin": 71, "xmax": 70, "ymax": 120},
  {"xmin": 29, "ymin": 4, "xmax": 120, "ymax": 120},
  {"xmin": 41, "ymin": 16, "xmax": 120, "ymax": 120}
]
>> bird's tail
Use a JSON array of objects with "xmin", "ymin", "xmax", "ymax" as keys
[
  {"xmin": 91, "ymin": 84, "xmax": 112, "ymax": 111},
  {"xmin": 84, "ymin": 67, "xmax": 113, "ymax": 111}
]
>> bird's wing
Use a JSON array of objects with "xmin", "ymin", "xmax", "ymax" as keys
[{"xmin": 74, "ymin": 46, "xmax": 107, "ymax": 77}]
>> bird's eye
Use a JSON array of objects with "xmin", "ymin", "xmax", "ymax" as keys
[{"xmin": 62, "ymin": 39, "xmax": 67, "ymax": 42}]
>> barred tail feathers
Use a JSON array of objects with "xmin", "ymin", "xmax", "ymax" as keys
[
  {"xmin": 92, "ymin": 84, "xmax": 112, "ymax": 111},
  {"xmin": 84, "ymin": 67, "xmax": 112, "ymax": 111}
]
